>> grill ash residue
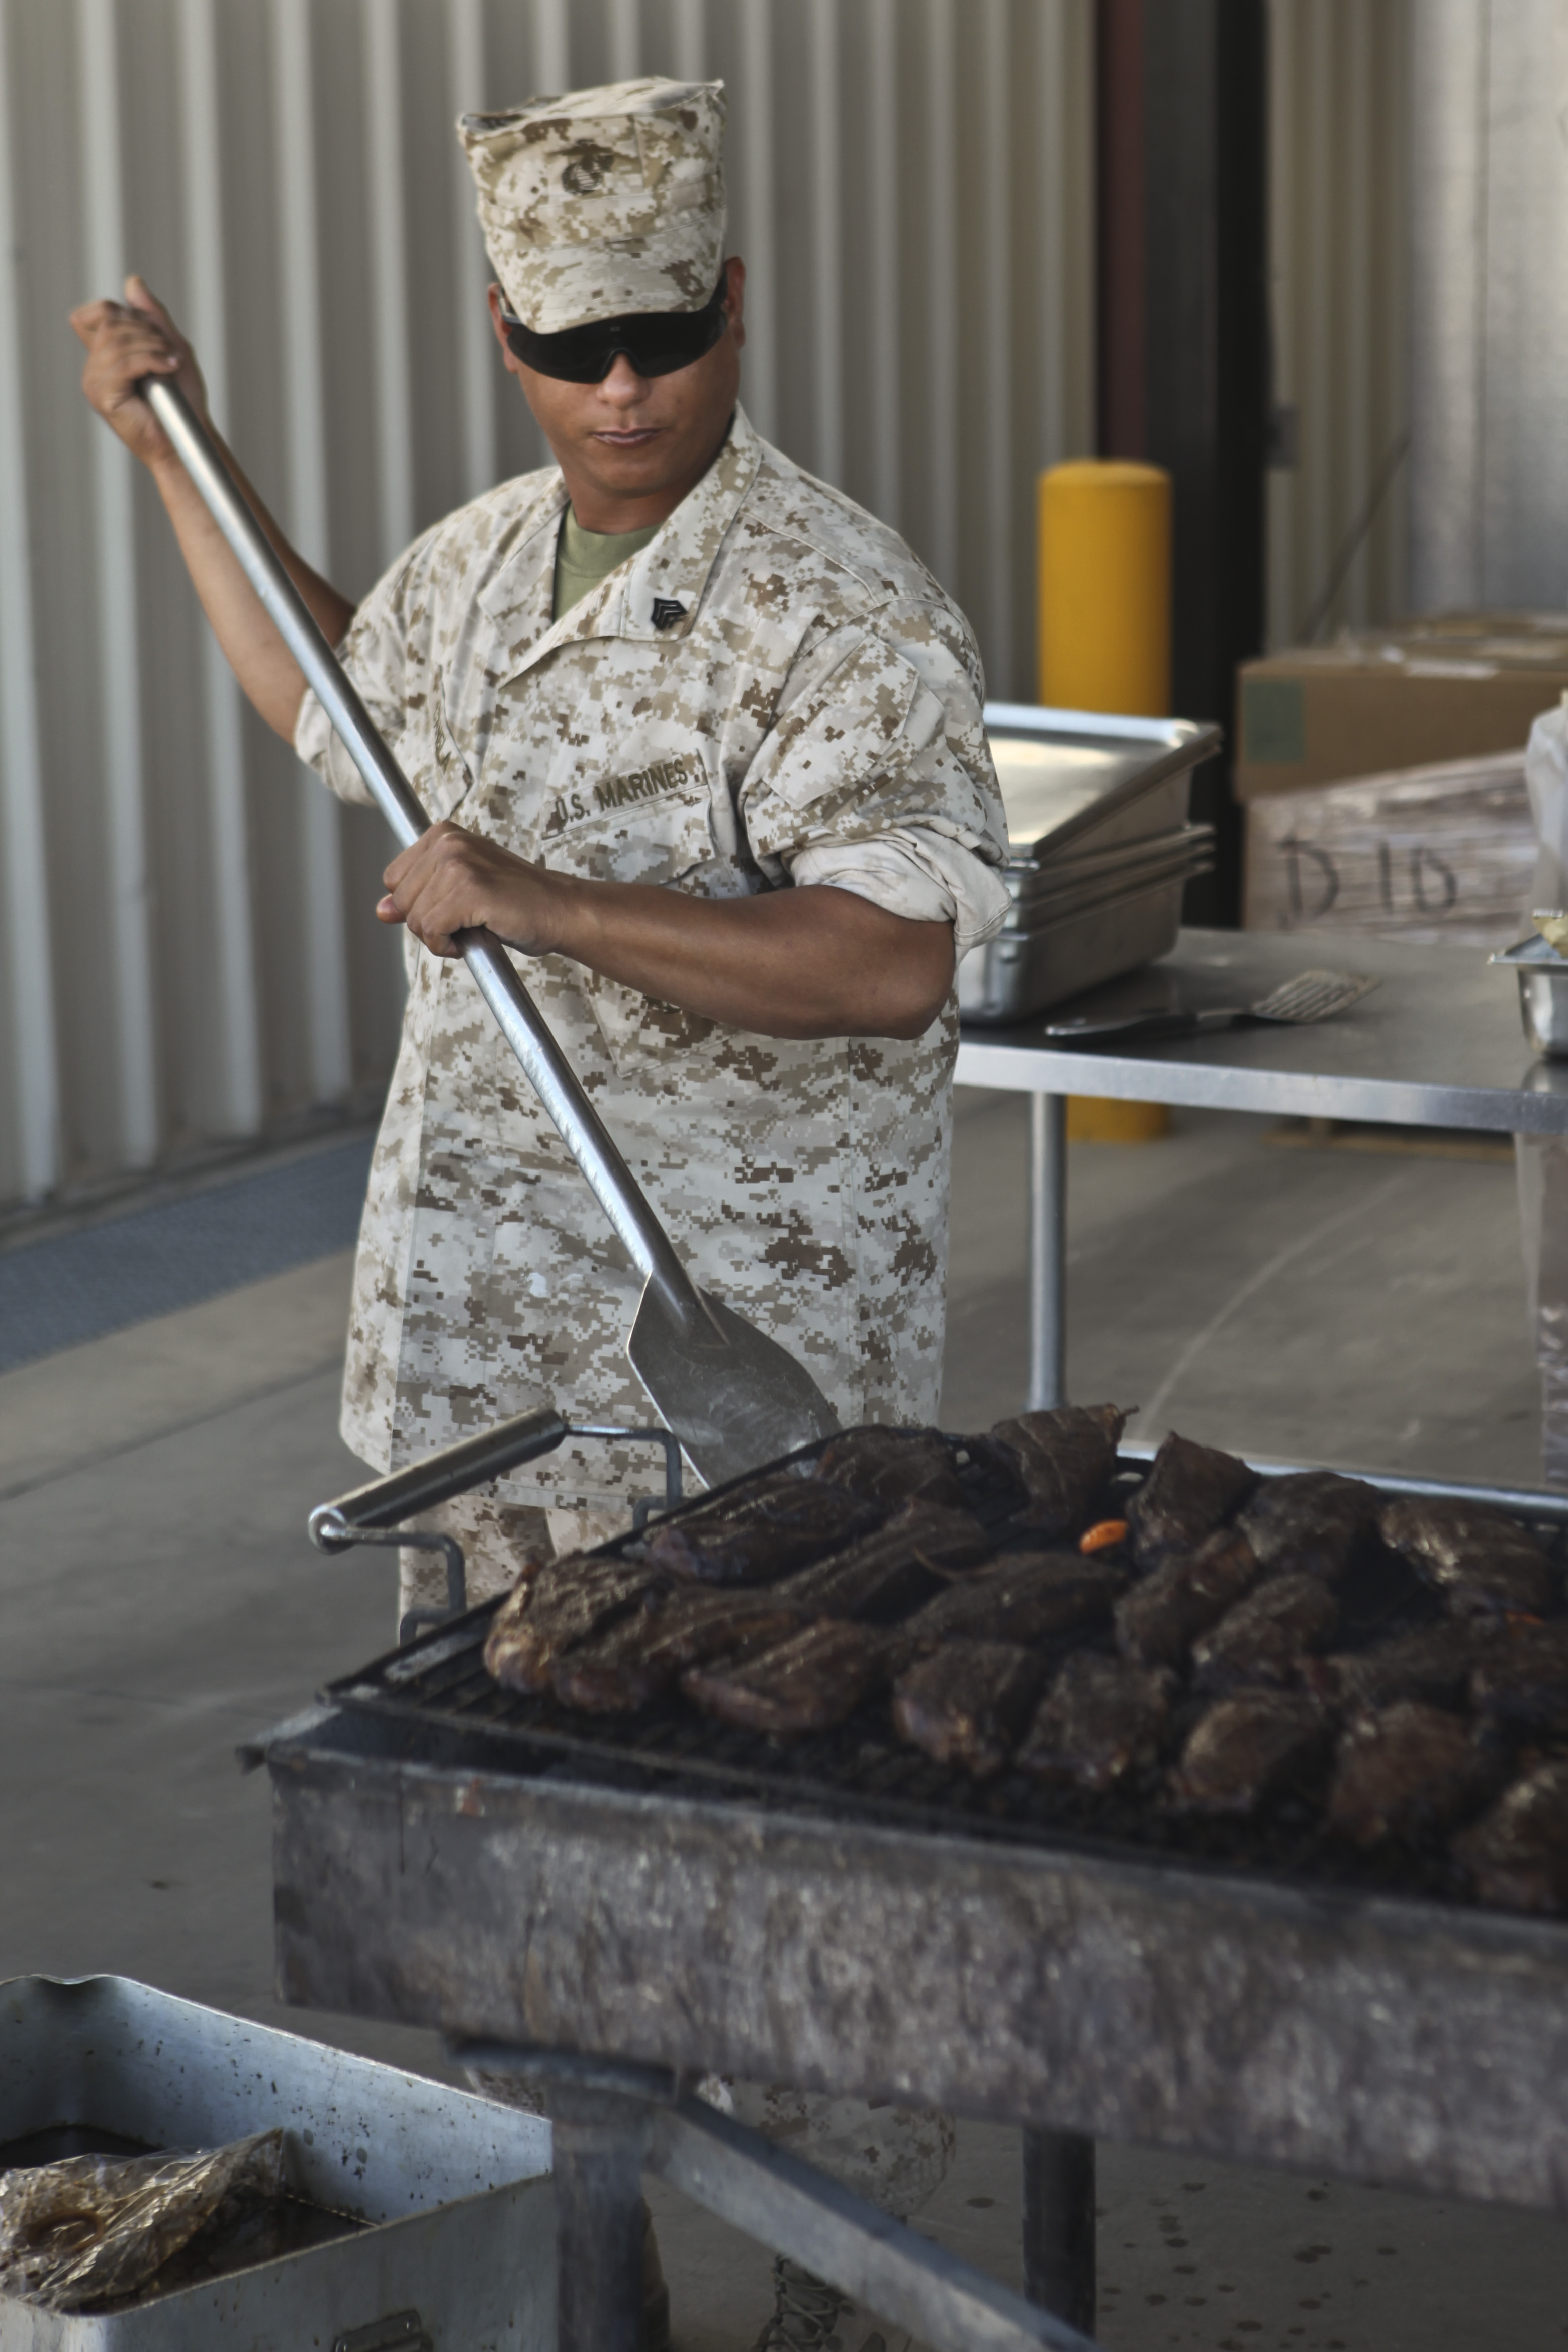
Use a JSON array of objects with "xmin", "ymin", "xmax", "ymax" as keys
[{"xmin": 327, "ymin": 1425, "xmax": 1568, "ymax": 1919}]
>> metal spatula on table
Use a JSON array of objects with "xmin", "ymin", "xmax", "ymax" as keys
[
  {"xmin": 1044, "ymin": 968, "xmax": 1378, "ymax": 1045},
  {"xmin": 144, "ymin": 378, "xmax": 839, "ymax": 1485}
]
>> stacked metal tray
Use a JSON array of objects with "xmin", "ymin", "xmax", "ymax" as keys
[{"xmin": 960, "ymin": 703, "xmax": 1222, "ymax": 1024}]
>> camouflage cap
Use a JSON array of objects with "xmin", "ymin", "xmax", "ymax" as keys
[{"xmin": 459, "ymin": 77, "xmax": 727, "ymax": 334}]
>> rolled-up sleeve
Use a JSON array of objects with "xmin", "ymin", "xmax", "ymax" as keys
[
  {"xmin": 737, "ymin": 601, "xmax": 1012, "ymax": 957},
  {"xmin": 293, "ymin": 527, "xmax": 443, "ymax": 809}
]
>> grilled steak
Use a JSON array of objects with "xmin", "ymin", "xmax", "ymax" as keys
[
  {"xmin": 1126, "ymin": 1431, "xmax": 1256, "ymax": 1569},
  {"xmin": 1469, "ymin": 1620, "xmax": 1568, "ymax": 1735},
  {"xmin": 768, "ymin": 1500, "xmax": 989, "ymax": 1621},
  {"xmin": 1167, "ymin": 1692, "xmax": 1329, "ymax": 1814},
  {"xmin": 986, "ymin": 1404, "xmax": 1128, "ymax": 1540},
  {"xmin": 643, "ymin": 1473, "xmax": 882, "ymax": 1586},
  {"xmin": 898, "ymin": 1552, "xmax": 1128, "ymax": 1649},
  {"xmin": 1019, "ymin": 1652, "xmax": 1177, "ymax": 1789},
  {"xmin": 811, "ymin": 1425, "xmax": 969, "ymax": 1512},
  {"xmin": 1116, "ymin": 1527, "xmax": 1258, "ymax": 1668},
  {"xmin": 1191, "ymin": 1573, "xmax": 1339, "ymax": 1693},
  {"xmin": 1303, "ymin": 1619, "xmax": 1494, "ymax": 1710},
  {"xmin": 1375, "ymin": 1496, "xmax": 1557, "ymax": 1619},
  {"xmin": 682, "ymin": 1620, "xmax": 889, "ymax": 1735},
  {"xmin": 1327, "ymin": 1702, "xmax": 1502, "ymax": 1849},
  {"xmin": 1236, "ymin": 1470, "xmax": 1379, "ymax": 1583},
  {"xmin": 484, "ymin": 1556, "xmax": 668, "ymax": 1695},
  {"xmin": 892, "ymin": 1641, "xmax": 1048, "ymax": 1779},
  {"xmin": 1454, "ymin": 1759, "xmax": 1568, "ymax": 1912},
  {"xmin": 550, "ymin": 1588, "xmax": 810, "ymax": 1714}
]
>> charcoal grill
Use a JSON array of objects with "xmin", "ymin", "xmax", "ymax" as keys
[{"xmin": 257, "ymin": 1419, "xmax": 1568, "ymax": 2352}]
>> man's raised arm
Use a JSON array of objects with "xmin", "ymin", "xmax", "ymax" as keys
[{"xmin": 71, "ymin": 275, "xmax": 355, "ymax": 740}]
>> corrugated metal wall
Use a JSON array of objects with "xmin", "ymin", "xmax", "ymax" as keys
[
  {"xmin": 1407, "ymin": 0, "xmax": 1568, "ymax": 612},
  {"xmin": 1264, "ymin": 0, "xmax": 1410, "ymax": 651},
  {"xmin": 0, "ymin": 0, "xmax": 1096, "ymax": 1210}
]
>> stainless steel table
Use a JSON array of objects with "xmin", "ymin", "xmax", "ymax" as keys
[{"xmin": 955, "ymin": 926, "xmax": 1568, "ymax": 1411}]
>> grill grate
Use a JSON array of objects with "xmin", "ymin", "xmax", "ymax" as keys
[{"xmin": 324, "ymin": 1444, "xmax": 1557, "ymax": 1914}]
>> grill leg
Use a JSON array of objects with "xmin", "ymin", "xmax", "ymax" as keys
[
  {"xmin": 1022, "ymin": 2126, "xmax": 1096, "ymax": 2334},
  {"xmin": 1028, "ymin": 1090, "xmax": 1068, "ymax": 1410},
  {"xmin": 549, "ymin": 2104, "xmax": 645, "ymax": 2352}
]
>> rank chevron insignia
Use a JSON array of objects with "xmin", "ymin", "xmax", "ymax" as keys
[{"xmin": 650, "ymin": 596, "xmax": 687, "ymax": 631}]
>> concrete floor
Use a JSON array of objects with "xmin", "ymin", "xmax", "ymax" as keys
[{"xmin": 1, "ymin": 1091, "xmax": 1562, "ymax": 2348}]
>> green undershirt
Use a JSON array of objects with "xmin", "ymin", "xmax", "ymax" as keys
[{"xmin": 552, "ymin": 505, "xmax": 660, "ymax": 620}]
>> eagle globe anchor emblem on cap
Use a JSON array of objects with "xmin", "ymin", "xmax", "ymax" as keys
[{"xmin": 651, "ymin": 596, "xmax": 687, "ymax": 631}]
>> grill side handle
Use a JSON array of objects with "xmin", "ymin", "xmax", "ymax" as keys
[{"xmin": 309, "ymin": 1408, "xmax": 571, "ymax": 1549}]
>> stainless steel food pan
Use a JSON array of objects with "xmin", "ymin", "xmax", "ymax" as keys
[
  {"xmin": 1491, "ymin": 935, "xmax": 1568, "ymax": 1059},
  {"xmin": 958, "ymin": 869, "xmax": 1198, "ymax": 1024},
  {"xmin": 0, "ymin": 1976, "xmax": 553, "ymax": 2351},
  {"xmin": 983, "ymin": 702, "xmax": 1222, "ymax": 867},
  {"xmin": 1002, "ymin": 825, "xmax": 1215, "ymax": 920}
]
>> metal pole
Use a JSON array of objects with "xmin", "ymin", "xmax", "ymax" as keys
[
  {"xmin": 1022, "ymin": 2128, "xmax": 1096, "ymax": 2336},
  {"xmin": 549, "ymin": 2108, "xmax": 645, "ymax": 2352},
  {"xmin": 1027, "ymin": 1090, "xmax": 1067, "ymax": 1409}
]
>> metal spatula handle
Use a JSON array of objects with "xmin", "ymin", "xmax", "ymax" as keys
[
  {"xmin": 144, "ymin": 376, "xmax": 697, "ymax": 1323},
  {"xmin": 1044, "ymin": 1007, "xmax": 1237, "ymax": 1042}
]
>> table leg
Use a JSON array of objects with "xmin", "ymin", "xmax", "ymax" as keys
[
  {"xmin": 1028, "ymin": 1091, "xmax": 1068, "ymax": 1410},
  {"xmin": 548, "ymin": 2102, "xmax": 645, "ymax": 2352},
  {"xmin": 1022, "ymin": 2126, "xmax": 1096, "ymax": 2334}
]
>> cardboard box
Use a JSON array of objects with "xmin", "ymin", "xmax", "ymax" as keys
[
  {"xmin": 1243, "ymin": 750, "xmax": 1534, "ymax": 949},
  {"xmin": 1236, "ymin": 612, "xmax": 1568, "ymax": 802}
]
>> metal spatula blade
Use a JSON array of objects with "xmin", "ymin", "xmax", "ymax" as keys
[
  {"xmin": 631, "ymin": 1285, "xmax": 841, "ymax": 1487},
  {"xmin": 1046, "ymin": 968, "xmax": 1378, "ymax": 1044},
  {"xmin": 1246, "ymin": 970, "xmax": 1379, "ymax": 1023}
]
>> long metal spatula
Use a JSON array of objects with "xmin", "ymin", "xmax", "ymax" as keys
[
  {"xmin": 143, "ymin": 377, "xmax": 840, "ymax": 1483},
  {"xmin": 1045, "ymin": 968, "xmax": 1378, "ymax": 1044}
]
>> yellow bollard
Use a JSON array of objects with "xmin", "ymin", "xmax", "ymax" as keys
[{"xmin": 1039, "ymin": 460, "xmax": 1174, "ymax": 1144}]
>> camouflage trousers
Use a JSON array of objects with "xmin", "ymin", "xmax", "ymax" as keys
[{"xmin": 403, "ymin": 1488, "xmax": 956, "ymax": 2225}]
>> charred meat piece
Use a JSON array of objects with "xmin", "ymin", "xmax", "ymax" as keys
[
  {"xmin": 811, "ymin": 1425, "xmax": 969, "ymax": 1512},
  {"xmin": 1167, "ymin": 1692, "xmax": 1329, "ymax": 1815},
  {"xmin": 768, "ymin": 1500, "xmax": 989, "ymax": 1622},
  {"xmin": 484, "ymin": 1557, "xmax": 668, "ymax": 1695},
  {"xmin": 1191, "ymin": 1572, "xmax": 1339, "ymax": 1693},
  {"xmin": 985, "ymin": 1404, "xmax": 1128, "ymax": 1540},
  {"xmin": 1235, "ymin": 1470, "xmax": 1379, "ymax": 1583},
  {"xmin": 1018, "ymin": 1653, "xmax": 1177, "ymax": 1790},
  {"xmin": 549, "ymin": 1587, "xmax": 810, "ymax": 1714},
  {"xmin": 1454, "ymin": 1759, "xmax": 1568, "ymax": 1913},
  {"xmin": 1327, "ymin": 1702, "xmax": 1503, "ymax": 1850},
  {"xmin": 1116, "ymin": 1528, "xmax": 1258, "ymax": 1669},
  {"xmin": 1469, "ymin": 1620, "xmax": 1568, "ymax": 1736},
  {"xmin": 1125, "ymin": 1432, "xmax": 1256, "ymax": 1569},
  {"xmin": 1303, "ymin": 1619, "xmax": 1495, "ymax": 1710},
  {"xmin": 682, "ymin": 1620, "xmax": 888, "ymax": 1736},
  {"xmin": 1375, "ymin": 1496, "xmax": 1557, "ymax": 1619},
  {"xmin": 643, "ymin": 1473, "xmax": 882, "ymax": 1586},
  {"xmin": 898, "ymin": 1552, "xmax": 1128, "ymax": 1649},
  {"xmin": 892, "ymin": 1641, "xmax": 1048, "ymax": 1779}
]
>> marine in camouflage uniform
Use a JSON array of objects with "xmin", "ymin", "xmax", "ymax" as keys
[
  {"xmin": 297, "ymin": 396, "xmax": 1008, "ymax": 1587},
  {"xmin": 75, "ymin": 71, "xmax": 1007, "ymax": 2342}
]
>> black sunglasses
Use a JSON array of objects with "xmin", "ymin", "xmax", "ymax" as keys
[{"xmin": 497, "ymin": 267, "xmax": 730, "ymax": 383}]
